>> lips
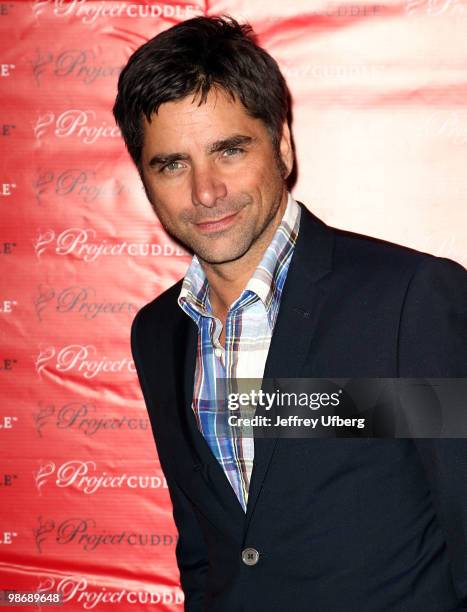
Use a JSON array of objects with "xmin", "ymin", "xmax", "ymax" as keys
[{"xmin": 194, "ymin": 211, "xmax": 239, "ymax": 232}]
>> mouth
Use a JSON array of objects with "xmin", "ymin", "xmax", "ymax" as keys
[{"xmin": 194, "ymin": 210, "xmax": 240, "ymax": 233}]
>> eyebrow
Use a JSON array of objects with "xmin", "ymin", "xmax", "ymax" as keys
[
  {"xmin": 147, "ymin": 134, "xmax": 256, "ymax": 169},
  {"xmin": 208, "ymin": 134, "xmax": 256, "ymax": 154}
]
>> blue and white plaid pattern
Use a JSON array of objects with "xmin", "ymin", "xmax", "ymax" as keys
[{"xmin": 178, "ymin": 194, "xmax": 301, "ymax": 511}]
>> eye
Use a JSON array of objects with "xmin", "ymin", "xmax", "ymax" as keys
[
  {"xmin": 222, "ymin": 147, "xmax": 244, "ymax": 158},
  {"xmin": 160, "ymin": 161, "xmax": 185, "ymax": 174}
]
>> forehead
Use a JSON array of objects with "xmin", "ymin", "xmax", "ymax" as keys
[{"xmin": 142, "ymin": 88, "xmax": 266, "ymax": 150}]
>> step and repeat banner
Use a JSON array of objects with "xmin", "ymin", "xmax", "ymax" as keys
[{"xmin": 1, "ymin": 1, "xmax": 466, "ymax": 610}]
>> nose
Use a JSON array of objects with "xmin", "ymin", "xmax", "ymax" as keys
[{"xmin": 191, "ymin": 162, "xmax": 227, "ymax": 207}]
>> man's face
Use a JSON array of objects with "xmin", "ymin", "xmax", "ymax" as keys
[{"xmin": 140, "ymin": 87, "xmax": 292, "ymax": 265}]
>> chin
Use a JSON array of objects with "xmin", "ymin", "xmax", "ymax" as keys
[
  {"xmin": 197, "ymin": 245, "xmax": 250, "ymax": 265},
  {"xmin": 192, "ymin": 234, "xmax": 251, "ymax": 264}
]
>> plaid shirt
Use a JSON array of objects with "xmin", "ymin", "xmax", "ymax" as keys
[{"xmin": 178, "ymin": 194, "xmax": 301, "ymax": 511}]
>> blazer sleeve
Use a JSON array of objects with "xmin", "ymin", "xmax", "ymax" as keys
[
  {"xmin": 398, "ymin": 255, "xmax": 467, "ymax": 609},
  {"xmin": 130, "ymin": 309, "xmax": 208, "ymax": 611},
  {"xmin": 398, "ymin": 255, "xmax": 467, "ymax": 377}
]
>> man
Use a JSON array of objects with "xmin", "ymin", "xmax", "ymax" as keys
[{"xmin": 113, "ymin": 16, "xmax": 467, "ymax": 612}]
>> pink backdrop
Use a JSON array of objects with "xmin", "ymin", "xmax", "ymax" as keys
[{"xmin": 1, "ymin": 1, "xmax": 466, "ymax": 609}]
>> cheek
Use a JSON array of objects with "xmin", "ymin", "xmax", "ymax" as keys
[
  {"xmin": 236, "ymin": 157, "xmax": 271, "ymax": 190},
  {"xmin": 152, "ymin": 175, "xmax": 192, "ymax": 205},
  {"xmin": 155, "ymin": 199, "xmax": 182, "ymax": 225},
  {"xmin": 252, "ymin": 160, "xmax": 281, "ymax": 197}
]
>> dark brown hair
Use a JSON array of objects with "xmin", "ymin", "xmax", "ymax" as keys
[{"xmin": 113, "ymin": 15, "xmax": 290, "ymax": 171}]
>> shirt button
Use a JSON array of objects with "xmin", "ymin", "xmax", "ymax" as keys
[
  {"xmin": 214, "ymin": 348, "xmax": 222, "ymax": 358},
  {"xmin": 241, "ymin": 547, "xmax": 260, "ymax": 566}
]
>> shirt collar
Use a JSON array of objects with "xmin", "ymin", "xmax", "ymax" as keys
[
  {"xmin": 244, "ymin": 193, "xmax": 300, "ymax": 309},
  {"xmin": 178, "ymin": 193, "xmax": 301, "ymax": 319}
]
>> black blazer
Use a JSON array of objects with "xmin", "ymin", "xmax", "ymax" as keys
[{"xmin": 131, "ymin": 203, "xmax": 467, "ymax": 612}]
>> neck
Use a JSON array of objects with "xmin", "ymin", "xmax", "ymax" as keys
[{"xmin": 201, "ymin": 190, "xmax": 289, "ymax": 315}]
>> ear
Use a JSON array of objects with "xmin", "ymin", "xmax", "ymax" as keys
[{"xmin": 279, "ymin": 121, "xmax": 294, "ymax": 179}]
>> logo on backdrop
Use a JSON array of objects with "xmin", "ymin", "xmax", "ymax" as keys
[
  {"xmin": 38, "ymin": 575, "xmax": 184, "ymax": 609},
  {"xmin": 32, "ymin": 402, "xmax": 148, "ymax": 437},
  {"xmin": 0, "ymin": 358, "xmax": 17, "ymax": 372},
  {"xmin": 0, "ymin": 474, "xmax": 17, "ymax": 487},
  {"xmin": 0, "ymin": 124, "xmax": 16, "ymax": 136},
  {"xmin": 425, "ymin": 110, "xmax": 467, "ymax": 145},
  {"xmin": 32, "ymin": 0, "xmax": 200, "ymax": 24},
  {"xmin": 34, "ymin": 345, "xmax": 135, "ymax": 379},
  {"xmin": 0, "ymin": 242, "xmax": 17, "ymax": 255},
  {"xmin": 0, "ymin": 63, "xmax": 15, "ymax": 78},
  {"xmin": 0, "ymin": 300, "xmax": 17, "ymax": 314},
  {"xmin": 0, "ymin": 531, "xmax": 18, "ymax": 545},
  {"xmin": 33, "ymin": 461, "xmax": 168, "ymax": 495},
  {"xmin": 0, "ymin": 416, "xmax": 17, "ymax": 430},
  {"xmin": 33, "ymin": 110, "xmax": 120, "ymax": 145},
  {"xmin": 33, "ymin": 285, "xmax": 138, "ymax": 321},
  {"xmin": 33, "ymin": 169, "xmax": 126, "ymax": 205},
  {"xmin": 33, "ymin": 228, "xmax": 187, "ymax": 260},
  {"xmin": 405, "ymin": 0, "xmax": 464, "ymax": 15},
  {"xmin": 31, "ymin": 49, "xmax": 123, "ymax": 86},
  {"xmin": 34, "ymin": 516, "xmax": 176, "ymax": 552}
]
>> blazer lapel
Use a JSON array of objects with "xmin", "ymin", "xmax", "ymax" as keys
[
  {"xmin": 244, "ymin": 203, "xmax": 334, "ymax": 529},
  {"xmin": 177, "ymin": 313, "xmax": 246, "ymax": 532}
]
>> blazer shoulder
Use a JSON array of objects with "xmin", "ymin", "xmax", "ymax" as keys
[
  {"xmin": 334, "ymin": 225, "xmax": 428, "ymax": 264},
  {"xmin": 297, "ymin": 203, "xmax": 458, "ymax": 285},
  {"xmin": 330, "ymin": 223, "xmax": 466, "ymax": 279}
]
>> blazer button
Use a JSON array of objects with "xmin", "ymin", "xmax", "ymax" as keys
[{"xmin": 241, "ymin": 547, "xmax": 260, "ymax": 566}]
